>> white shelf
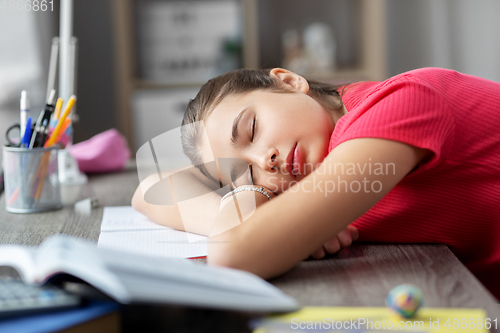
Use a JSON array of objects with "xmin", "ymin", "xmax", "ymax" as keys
[{"xmin": 111, "ymin": 0, "xmax": 387, "ymax": 150}]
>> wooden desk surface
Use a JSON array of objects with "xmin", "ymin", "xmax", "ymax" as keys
[{"xmin": 1, "ymin": 166, "xmax": 499, "ymax": 332}]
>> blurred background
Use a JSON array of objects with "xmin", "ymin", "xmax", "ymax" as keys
[{"xmin": 1, "ymin": 0, "xmax": 499, "ymax": 160}]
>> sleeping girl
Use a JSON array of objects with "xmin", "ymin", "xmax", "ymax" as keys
[{"xmin": 132, "ymin": 67, "xmax": 500, "ymax": 301}]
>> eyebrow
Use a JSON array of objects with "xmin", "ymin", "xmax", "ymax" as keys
[{"xmin": 231, "ymin": 108, "xmax": 248, "ymax": 145}]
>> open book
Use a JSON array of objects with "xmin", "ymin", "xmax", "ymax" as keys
[{"xmin": 0, "ymin": 235, "xmax": 299, "ymax": 312}]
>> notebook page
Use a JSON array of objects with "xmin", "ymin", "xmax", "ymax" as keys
[
  {"xmin": 98, "ymin": 206, "xmax": 207, "ymax": 259},
  {"xmin": 100, "ymin": 206, "xmax": 166, "ymax": 232}
]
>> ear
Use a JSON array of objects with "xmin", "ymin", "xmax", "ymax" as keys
[{"xmin": 270, "ymin": 68, "xmax": 309, "ymax": 93}]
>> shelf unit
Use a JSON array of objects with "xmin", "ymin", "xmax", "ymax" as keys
[{"xmin": 111, "ymin": 0, "xmax": 387, "ymax": 149}]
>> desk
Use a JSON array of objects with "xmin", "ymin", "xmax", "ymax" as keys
[{"xmin": 1, "ymin": 165, "xmax": 499, "ymax": 332}]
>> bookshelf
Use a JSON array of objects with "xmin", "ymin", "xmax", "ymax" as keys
[{"xmin": 111, "ymin": 0, "xmax": 387, "ymax": 150}]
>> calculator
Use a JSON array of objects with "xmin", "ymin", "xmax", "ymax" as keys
[{"xmin": 0, "ymin": 276, "xmax": 81, "ymax": 318}]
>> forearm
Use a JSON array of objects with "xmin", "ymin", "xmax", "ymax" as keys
[
  {"xmin": 208, "ymin": 178, "xmax": 351, "ymax": 277},
  {"xmin": 131, "ymin": 168, "xmax": 223, "ymax": 236},
  {"xmin": 131, "ymin": 186, "xmax": 186, "ymax": 231}
]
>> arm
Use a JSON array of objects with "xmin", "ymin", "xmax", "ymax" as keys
[
  {"xmin": 208, "ymin": 138, "xmax": 429, "ymax": 278},
  {"xmin": 212, "ymin": 187, "xmax": 358, "ymax": 259},
  {"xmin": 131, "ymin": 168, "xmax": 223, "ymax": 236},
  {"xmin": 132, "ymin": 167, "xmax": 358, "ymax": 251}
]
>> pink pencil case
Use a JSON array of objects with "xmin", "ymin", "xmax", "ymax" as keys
[{"xmin": 70, "ymin": 128, "xmax": 131, "ymax": 173}]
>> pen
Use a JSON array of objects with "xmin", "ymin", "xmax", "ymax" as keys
[
  {"xmin": 21, "ymin": 117, "xmax": 33, "ymax": 148},
  {"xmin": 39, "ymin": 119, "xmax": 49, "ymax": 147},
  {"xmin": 30, "ymin": 119, "xmax": 48, "ymax": 148},
  {"xmin": 41, "ymin": 89, "xmax": 57, "ymax": 126},
  {"xmin": 20, "ymin": 90, "xmax": 29, "ymax": 138},
  {"xmin": 30, "ymin": 89, "xmax": 57, "ymax": 148}
]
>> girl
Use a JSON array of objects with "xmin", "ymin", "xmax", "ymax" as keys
[{"xmin": 132, "ymin": 67, "xmax": 500, "ymax": 301}]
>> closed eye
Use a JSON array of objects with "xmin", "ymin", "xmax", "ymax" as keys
[
  {"xmin": 251, "ymin": 117, "xmax": 256, "ymax": 142},
  {"xmin": 249, "ymin": 165, "xmax": 254, "ymax": 184},
  {"xmin": 249, "ymin": 117, "xmax": 256, "ymax": 183}
]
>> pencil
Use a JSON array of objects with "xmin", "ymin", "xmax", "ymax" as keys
[
  {"xmin": 33, "ymin": 154, "xmax": 50, "ymax": 201},
  {"xmin": 52, "ymin": 118, "xmax": 71, "ymax": 146},
  {"xmin": 35, "ymin": 95, "xmax": 76, "ymax": 202},
  {"xmin": 44, "ymin": 95, "xmax": 76, "ymax": 148},
  {"xmin": 53, "ymin": 98, "xmax": 63, "ymax": 121},
  {"xmin": 8, "ymin": 188, "xmax": 19, "ymax": 206}
]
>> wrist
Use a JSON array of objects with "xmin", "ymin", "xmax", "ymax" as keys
[{"xmin": 220, "ymin": 185, "xmax": 276, "ymax": 204}]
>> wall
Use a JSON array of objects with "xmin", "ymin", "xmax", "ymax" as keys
[
  {"xmin": 387, "ymin": 0, "xmax": 500, "ymax": 82},
  {"xmin": 2, "ymin": 0, "xmax": 499, "ymax": 158},
  {"xmin": 71, "ymin": 0, "xmax": 118, "ymax": 143}
]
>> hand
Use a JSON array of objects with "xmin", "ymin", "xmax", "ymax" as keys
[{"xmin": 309, "ymin": 225, "xmax": 358, "ymax": 259}]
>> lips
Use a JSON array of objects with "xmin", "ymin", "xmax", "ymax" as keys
[{"xmin": 286, "ymin": 143, "xmax": 298, "ymax": 177}]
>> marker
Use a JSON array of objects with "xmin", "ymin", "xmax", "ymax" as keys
[
  {"xmin": 20, "ymin": 91, "xmax": 29, "ymax": 138},
  {"xmin": 20, "ymin": 117, "xmax": 33, "ymax": 148}
]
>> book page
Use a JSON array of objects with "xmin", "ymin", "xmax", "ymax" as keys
[
  {"xmin": 98, "ymin": 206, "xmax": 207, "ymax": 259},
  {"xmin": 34, "ymin": 236, "xmax": 129, "ymax": 301},
  {"xmin": 13, "ymin": 235, "xmax": 298, "ymax": 311},
  {"xmin": 0, "ymin": 245, "xmax": 37, "ymax": 283},
  {"xmin": 98, "ymin": 246, "xmax": 300, "ymax": 312}
]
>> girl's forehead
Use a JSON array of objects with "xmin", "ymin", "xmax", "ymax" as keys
[{"xmin": 212, "ymin": 93, "xmax": 248, "ymax": 114}]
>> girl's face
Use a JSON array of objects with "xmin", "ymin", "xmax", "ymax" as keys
[{"xmin": 202, "ymin": 72, "xmax": 345, "ymax": 194}]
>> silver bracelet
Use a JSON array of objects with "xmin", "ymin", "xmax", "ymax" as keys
[{"xmin": 220, "ymin": 186, "xmax": 272, "ymax": 203}]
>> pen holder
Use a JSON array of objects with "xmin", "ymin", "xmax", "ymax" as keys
[{"xmin": 3, "ymin": 146, "xmax": 62, "ymax": 213}]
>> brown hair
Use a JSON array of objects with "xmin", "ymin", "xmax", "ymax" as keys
[{"xmin": 181, "ymin": 68, "xmax": 345, "ymax": 182}]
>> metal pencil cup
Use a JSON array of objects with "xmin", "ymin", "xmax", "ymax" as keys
[{"xmin": 3, "ymin": 146, "xmax": 62, "ymax": 213}]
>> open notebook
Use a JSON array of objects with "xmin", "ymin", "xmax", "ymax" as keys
[{"xmin": 98, "ymin": 206, "xmax": 207, "ymax": 259}]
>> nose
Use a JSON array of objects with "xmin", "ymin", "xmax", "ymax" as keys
[{"xmin": 253, "ymin": 147, "xmax": 278, "ymax": 172}]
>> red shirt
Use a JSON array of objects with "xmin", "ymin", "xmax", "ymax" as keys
[{"xmin": 329, "ymin": 67, "xmax": 500, "ymax": 300}]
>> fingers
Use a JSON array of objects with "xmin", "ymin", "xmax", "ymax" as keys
[
  {"xmin": 347, "ymin": 225, "xmax": 359, "ymax": 241},
  {"xmin": 322, "ymin": 236, "xmax": 341, "ymax": 254},
  {"xmin": 310, "ymin": 246, "xmax": 326, "ymax": 260},
  {"xmin": 309, "ymin": 225, "xmax": 359, "ymax": 260},
  {"xmin": 336, "ymin": 227, "xmax": 353, "ymax": 248},
  {"xmin": 321, "ymin": 226, "xmax": 359, "ymax": 255}
]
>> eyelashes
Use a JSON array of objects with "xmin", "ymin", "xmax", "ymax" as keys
[
  {"xmin": 250, "ymin": 116, "xmax": 256, "ymax": 183},
  {"xmin": 251, "ymin": 117, "xmax": 256, "ymax": 142}
]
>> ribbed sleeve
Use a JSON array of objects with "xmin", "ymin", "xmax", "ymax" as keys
[
  {"xmin": 329, "ymin": 68, "xmax": 500, "ymax": 301},
  {"xmin": 330, "ymin": 75, "xmax": 455, "ymax": 175}
]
